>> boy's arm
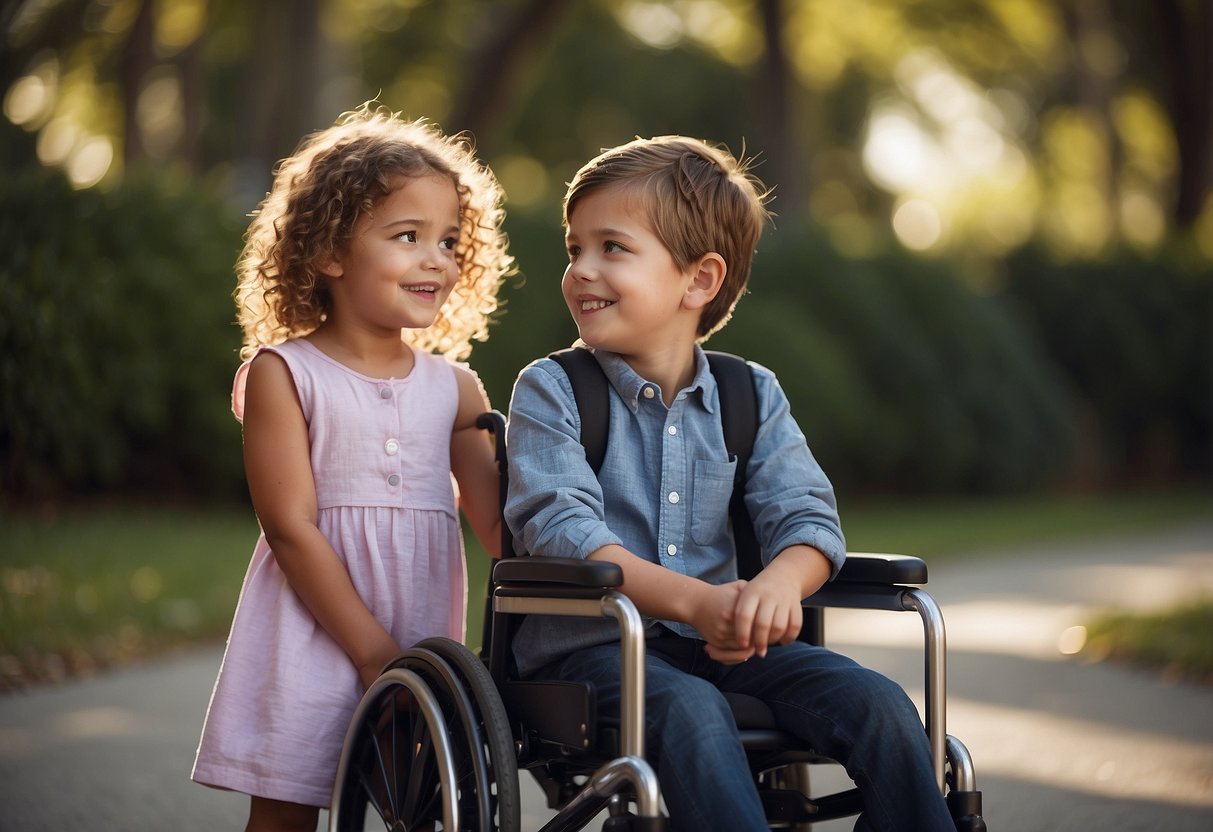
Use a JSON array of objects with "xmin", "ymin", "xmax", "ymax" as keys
[
  {"xmin": 730, "ymin": 364, "xmax": 847, "ymax": 657},
  {"xmin": 588, "ymin": 543, "xmax": 754, "ymax": 657}
]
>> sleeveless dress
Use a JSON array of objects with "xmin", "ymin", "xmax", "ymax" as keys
[{"xmin": 191, "ymin": 338, "xmax": 468, "ymax": 807}]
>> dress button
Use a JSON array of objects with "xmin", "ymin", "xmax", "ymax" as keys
[
  {"xmin": 667, "ymin": 425, "xmax": 677, "ymax": 436},
  {"xmin": 668, "ymin": 491, "xmax": 679, "ymax": 504},
  {"xmin": 666, "ymin": 544, "xmax": 677, "ymax": 556},
  {"xmin": 379, "ymin": 388, "xmax": 392, "ymax": 400},
  {"xmin": 642, "ymin": 387, "xmax": 655, "ymax": 399},
  {"xmin": 387, "ymin": 474, "xmax": 400, "ymax": 486},
  {"xmin": 385, "ymin": 439, "xmax": 400, "ymax": 455}
]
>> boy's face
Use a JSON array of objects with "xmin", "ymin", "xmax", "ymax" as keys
[
  {"xmin": 323, "ymin": 173, "xmax": 461, "ymax": 334},
  {"xmin": 562, "ymin": 186, "xmax": 701, "ymax": 358}
]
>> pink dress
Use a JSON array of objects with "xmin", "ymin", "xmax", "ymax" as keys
[{"xmin": 192, "ymin": 338, "xmax": 468, "ymax": 807}]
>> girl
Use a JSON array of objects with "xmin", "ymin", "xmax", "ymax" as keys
[{"xmin": 192, "ymin": 103, "xmax": 513, "ymax": 831}]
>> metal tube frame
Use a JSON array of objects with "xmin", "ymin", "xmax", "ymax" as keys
[
  {"xmin": 493, "ymin": 589, "xmax": 660, "ymax": 824},
  {"xmin": 902, "ymin": 587, "xmax": 947, "ymax": 791}
]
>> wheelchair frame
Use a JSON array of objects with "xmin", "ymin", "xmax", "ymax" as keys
[{"xmin": 328, "ymin": 412, "xmax": 985, "ymax": 831}]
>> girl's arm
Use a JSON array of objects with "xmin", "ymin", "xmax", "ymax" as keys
[
  {"xmin": 449, "ymin": 365, "xmax": 503, "ymax": 557},
  {"xmin": 242, "ymin": 352, "xmax": 399, "ymax": 689}
]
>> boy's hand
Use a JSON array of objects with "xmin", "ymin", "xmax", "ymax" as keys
[
  {"xmin": 689, "ymin": 579, "xmax": 756, "ymax": 662},
  {"xmin": 732, "ymin": 573, "xmax": 804, "ymax": 657},
  {"xmin": 731, "ymin": 545, "xmax": 832, "ymax": 657}
]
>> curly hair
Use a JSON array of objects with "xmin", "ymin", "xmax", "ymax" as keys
[
  {"xmin": 235, "ymin": 103, "xmax": 513, "ymax": 361},
  {"xmin": 564, "ymin": 136, "xmax": 771, "ymax": 341}
]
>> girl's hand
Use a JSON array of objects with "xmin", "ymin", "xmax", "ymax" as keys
[{"xmin": 356, "ymin": 640, "xmax": 403, "ymax": 692}]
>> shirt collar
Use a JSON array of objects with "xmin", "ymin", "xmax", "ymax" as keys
[{"xmin": 590, "ymin": 344, "xmax": 719, "ymax": 414}]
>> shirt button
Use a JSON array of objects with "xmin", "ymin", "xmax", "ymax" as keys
[
  {"xmin": 668, "ymin": 491, "xmax": 679, "ymax": 504},
  {"xmin": 385, "ymin": 439, "xmax": 400, "ymax": 455},
  {"xmin": 387, "ymin": 474, "xmax": 400, "ymax": 486},
  {"xmin": 666, "ymin": 544, "xmax": 677, "ymax": 556},
  {"xmin": 667, "ymin": 425, "xmax": 677, "ymax": 436},
  {"xmin": 642, "ymin": 387, "xmax": 655, "ymax": 399},
  {"xmin": 379, "ymin": 387, "xmax": 392, "ymax": 400}
]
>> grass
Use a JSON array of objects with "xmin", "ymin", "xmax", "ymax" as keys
[
  {"xmin": 2, "ymin": 488, "xmax": 1209, "ymax": 691},
  {"xmin": 1083, "ymin": 598, "xmax": 1213, "ymax": 684}
]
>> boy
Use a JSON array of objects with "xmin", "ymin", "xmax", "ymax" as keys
[{"xmin": 504, "ymin": 136, "xmax": 953, "ymax": 831}]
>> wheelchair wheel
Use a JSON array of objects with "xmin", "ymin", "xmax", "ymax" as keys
[
  {"xmin": 330, "ymin": 667, "xmax": 460, "ymax": 831},
  {"xmin": 413, "ymin": 638, "xmax": 520, "ymax": 832}
]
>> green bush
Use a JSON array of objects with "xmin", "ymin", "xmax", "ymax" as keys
[
  {"xmin": 712, "ymin": 230, "xmax": 1079, "ymax": 494},
  {"xmin": 1002, "ymin": 245, "xmax": 1212, "ymax": 485},
  {"xmin": 0, "ymin": 166, "xmax": 246, "ymax": 502}
]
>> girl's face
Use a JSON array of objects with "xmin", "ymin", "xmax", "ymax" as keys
[
  {"xmin": 323, "ymin": 173, "xmax": 461, "ymax": 335},
  {"xmin": 562, "ymin": 186, "xmax": 699, "ymax": 359}
]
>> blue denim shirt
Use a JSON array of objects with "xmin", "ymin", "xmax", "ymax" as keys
[{"xmin": 505, "ymin": 346, "xmax": 846, "ymax": 677}]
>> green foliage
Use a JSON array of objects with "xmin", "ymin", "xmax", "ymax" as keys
[
  {"xmin": 0, "ymin": 506, "xmax": 257, "ymax": 688},
  {"xmin": 711, "ymin": 229, "xmax": 1079, "ymax": 494},
  {"xmin": 0, "ymin": 165, "xmax": 246, "ymax": 502},
  {"xmin": 1085, "ymin": 597, "xmax": 1213, "ymax": 682},
  {"xmin": 1002, "ymin": 246, "xmax": 1212, "ymax": 485}
]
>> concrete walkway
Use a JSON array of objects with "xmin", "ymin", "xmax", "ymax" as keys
[{"xmin": 0, "ymin": 519, "xmax": 1210, "ymax": 830}]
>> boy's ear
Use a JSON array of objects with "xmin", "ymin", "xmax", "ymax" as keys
[{"xmin": 683, "ymin": 252, "xmax": 726, "ymax": 311}]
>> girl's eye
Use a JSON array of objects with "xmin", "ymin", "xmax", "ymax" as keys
[
  {"xmin": 566, "ymin": 244, "xmax": 581, "ymax": 261},
  {"xmin": 604, "ymin": 240, "xmax": 625, "ymax": 254},
  {"xmin": 397, "ymin": 230, "xmax": 418, "ymax": 243},
  {"xmin": 439, "ymin": 237, "xmax": 458, "ymax": 251}
]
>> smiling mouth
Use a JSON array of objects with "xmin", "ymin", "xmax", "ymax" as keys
[
  {"xmin": 580, "ymin": 299, "xmax": 615, "ymax": 312},
  {"xmin": 402, "ymin": 283, "xmax": 440, "ymax": 296}
]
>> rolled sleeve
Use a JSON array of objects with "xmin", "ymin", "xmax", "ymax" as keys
[
  {"xmin": 744, "ymin": 363, "xmax": 847, "ymax": 577},
  {"xmin": 505, "ymin": 360, "xmax": 624, "ymax": 560}
]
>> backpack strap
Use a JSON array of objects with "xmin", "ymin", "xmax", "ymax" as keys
[
  {"xmin": 549, "ymin": 347, "xmax": 610, "ymax": 472},
  {"xmin": 704, "ymin": 352, "xmax": 763, "ymax": 580},
  {"xmin": 549, "ymin": 346, "xmax": 764, "ymax": 578}
]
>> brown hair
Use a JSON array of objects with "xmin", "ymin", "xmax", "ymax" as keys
[
  {"xmin": 235, "ymin": 103, "xmax": 513, "ymax": 361},
  {"xmin": 563, "ymin": 136, "xmax": 771, "ymax": 339}
]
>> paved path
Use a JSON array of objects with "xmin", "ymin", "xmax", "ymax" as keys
[{"xmin": 1, "ymin": 519, "xmax": 1210, "ymax": 830}]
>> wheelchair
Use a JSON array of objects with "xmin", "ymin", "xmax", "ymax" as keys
[{"xmin": 329, "ymin": 412, "xmax": 986, "ymax": 831}]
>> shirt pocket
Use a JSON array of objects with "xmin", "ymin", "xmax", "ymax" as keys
[{"xmin": 690, "ymin": 457, "xmax": 737, "ymax": 546}]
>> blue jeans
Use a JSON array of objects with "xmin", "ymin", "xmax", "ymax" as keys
[{"xmin": 543, "ymin": 631, "xmax": 954, "ymax": 831}]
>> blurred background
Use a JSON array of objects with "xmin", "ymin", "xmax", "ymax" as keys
[
  {"xmin": 3, "ymin": 0, "xmax": 1211, "ymax": 503},
  {"xmin": 1, "ymin": 0, "xmax": 1210, "ymax": 683}
]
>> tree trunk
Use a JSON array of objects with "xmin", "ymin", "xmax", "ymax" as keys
[
  {"xmin": 1157, "ymin": 0, "xmax": 1213, "ymax": 227},
  {"xmin": 119, "ymin": 0, "xmax": 156, "ymax": 166},
  {"xmin": 447, "ymin": 0, "xmax": 572, "ymax": 153}
]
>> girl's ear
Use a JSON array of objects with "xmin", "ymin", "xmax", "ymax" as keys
[
  {"xmin": 683, "ymin": 252, "xmax": 726, "ymax": 311},
  {"xmin": 317, "ymin": 250, "xmax": 343, "ymax": 278}
]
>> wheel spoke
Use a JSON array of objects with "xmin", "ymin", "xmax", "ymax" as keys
[{"xmin": 367, "ymin": 702, "xmax": 398, "ymax": 822}]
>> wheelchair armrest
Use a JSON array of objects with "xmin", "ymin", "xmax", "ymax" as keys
[
  {"xmin": 492, "ymin": 556, "xmax": 624, "ymax": 588},
  {"xmin": 835, "ymin": 552, "xmax": 927, "ymax": 585}
]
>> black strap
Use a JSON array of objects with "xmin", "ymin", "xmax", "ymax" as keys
[
  {"xmin": 549, "ymin": 347, "xmax": 610, "ymax": 472},
  {"xmin": 549, "ymin": 346, "xmax": 764, "ymax": 578}
]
